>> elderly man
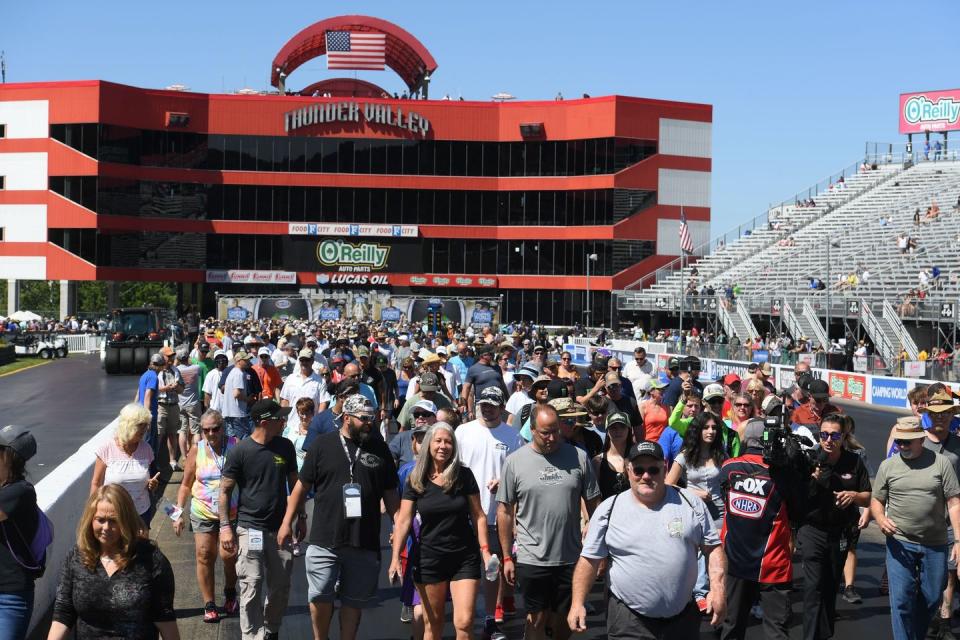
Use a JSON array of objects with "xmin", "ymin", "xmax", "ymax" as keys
[
  {"xmin": 872, "ymin": 411, "xmax": 960, "ymax": 640},
  {"xmin": 569, "ymin": 440, "xmax": 726, "ymax": 638},
  {"xmin": 279, "ymin": 347, "xmax": 330, "ymax": 436},
  {"xmin": 389, "ymin": 399, "xmax": 437, "ymax": 468}
]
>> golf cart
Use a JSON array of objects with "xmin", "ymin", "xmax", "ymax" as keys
[{"xmin": 11, "ymin": 332, "xmax": 69, "ymax": 359}]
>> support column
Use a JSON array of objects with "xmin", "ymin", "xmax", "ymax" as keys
[
  {"xmin": 59, "ymin": 280, "xmax": 77, "ymax": 320},
  {"xmin": 6, "ymin": 280, "xmax": 18, "ymax": 317},
  {"xmin": 106, "ymin": 281, "xmax": 120, "ymax": 310}
]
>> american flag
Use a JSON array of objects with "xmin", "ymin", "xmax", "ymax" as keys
[
  {"xmin": 679, "ymin": 208, "xmax": 694, "ymax": 254},
  {"xmin": 325, "ymin": 31, "xmax": 386, "ymax": 71}
]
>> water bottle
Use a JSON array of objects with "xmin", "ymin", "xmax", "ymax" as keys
[{"xmin": 485, "ymin": 554, "xmax": 500, "ymax": 581}]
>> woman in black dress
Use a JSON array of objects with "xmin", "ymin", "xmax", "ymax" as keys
[
  {"xmin": 389, "ymin": 422, "xmax": 492, "ymax": 640},
  {"xmin": 47, "ymin": 484, "xmax": 179, "ymax": 640}
]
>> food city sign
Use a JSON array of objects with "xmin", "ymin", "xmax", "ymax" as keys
[
  {"xmin": 205, "ymin": 270, "xmax": 297, "ymax": 284},
  {"xmin": 317, "ymin": 239, "xmax": 390, "ymax": 271},
  {"xmin": 284, "ymin": 101, "xmax": 431, "ymax": 136},
  {"xmin": 899, "ymin": 89, "xmax": 960, "ymax": 134},
  {"xmin": 288, "ymin": 223, "xmax": 418, "ymax": 238}
]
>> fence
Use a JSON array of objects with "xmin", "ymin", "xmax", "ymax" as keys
[{"xmin": 57, "ymin": 333, "xmax": 104, "ymax": 353}]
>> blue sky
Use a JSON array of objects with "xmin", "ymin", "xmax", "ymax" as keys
[{"xmin": 3, "ymin": 1, "xmax": 957, "ymax": 234}]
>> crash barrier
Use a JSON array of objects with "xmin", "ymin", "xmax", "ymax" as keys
[
  {"xmin": 566, "ymin": 339, "xmax": 932, "ymax": 411},
  {"xmin": 58, "ymin": 333, "xmax": 104, "ymax": 354},
  {"xmin": 0, "ymin": 344, "xmax": 13, "ymax": 366},
  {"xmin": 28, "ymin": 417, "xmax": 117, "ymax": 634}
]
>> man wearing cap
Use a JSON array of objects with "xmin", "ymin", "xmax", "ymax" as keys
[
  {"xmin": 396, "ymin": 372, "xmax": 453, "ymax": 434},
  {"xmin": 279, "ymin": 348, "xmax": 330, "ymax": 436},
  {"xmin": 872, "ymin": 415, "xmax": 960, "ymax": 640},
  {"xmin": 220, "ymin": 350, "xmax": 258, "ymax": 440},
  {"xmin": 506, "ymin": 365, "xmax": 539, "ymax": 424},
  {"xmin": 497, "ymin": 403, "xmax": 600, "ymax": 640},
  {"xmin": 253, "ymin": 346, "xmax": 283, "ymax": 402},
  {"xmin": 719, "ymin": 418, "xmax": 804, "ymax": 639},
  {"xmin": 191, "ymin": 339, "xmax": 215, "ymax": 389},
  {"xmin": 156, "ymin": 346, "xmax": 185, "ymax": 471},
  {"xmin": 756, "ymin": 362, "xmax": 776, "ymax": 395},
  {"xmin": 792, "ymin": 379, "xmax": 842, "ymax": 428},
  {"xmin": 389, "ymin": 399, "xmax": 437, "ymax": 468},
  {"xmin": 603, "ymin": 371, "xmax": 640, "ymax": 427},
  {"xmin": 458, "ymin": 386, "xmax": 526, "ymax": 637},
  {"xmin": 279, "ymin": 395, "xmax": 399, "ymax": 640},
  {"xmin": 137, "ymin": 353, "xmax": 163, "ymax": 454},
  {"xmin": 554, "ymin": 397, "xmax": 604, "ymax": 459},
  {"xmin": 219, "ymin": 399, "xmax": 299, "ymax": 640},
  {"xmin": 574, "ymin": 357, "xmax": 609, "ymax": 406},
  {"xmin": 462, "ymin": 345, "xmax": 508, "ymax": 421},
  {"xmin": 570, "ymin": 440, "xmax": 726, "ymax": 637},
  {"xmin": 662, "ymin": 356, "xmax": 703, "ymax": 409}
]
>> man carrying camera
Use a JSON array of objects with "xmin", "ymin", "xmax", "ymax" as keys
[
  {"xmin": 662, "ymin": 356, "xmax": 703, "ymax": 409},
  {"xmin": 798, "ymin": 413, "xmax": 871, "ymax": 640},
  {"xmin": 718, "ymin": 419, "xmax": 804, "ymax": 640}
]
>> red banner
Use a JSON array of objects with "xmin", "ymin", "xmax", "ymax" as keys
[{"xmin": 828, "ymin": 372, "xmax": 867, "ymax": 402}]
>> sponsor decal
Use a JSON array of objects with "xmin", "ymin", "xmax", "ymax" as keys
[
  {"xmin": 478, "ymin": 277, "xmax": 497, "ymax": 287},
  {"xmin": 728, "ymin": 490, "xmax": 767, "ymax": 519},
  {"xmin": 206, "ymin": 270, "xmax": 296, "ymax": 284},
  {"xmin": 410, "ymin": 276, "xmax": 428, "ymax": 285},
  {"xmin": 732, "ymin": 476, "xmax": 768, "ymax": 495},
  {"xmin": 288, "ymin": 222, "xmax": 419, "ymax": 238},
  {"xmin": 871, "ymin": 377, "xmax": 909, "ymax": 408},
  {"xmin": 275, "ymin": 299, "xmax": 291, "ymax": 309},
  {"xmin": 900, "ymin": 89, "xmax": 960, "ymax": 134},
  {"xmin": 455, "ymin": 277, "xmax": 473, "ymax": 286},
  {"xmin": 318, "ymin": 239, "xmax": 390, "ymax": 270},
  {"xmin": 829, "ymin": 372, "xmax": 867, "ymax": 402},
  {"xmin": 432, "ymin": 276, "xmax": 450, "ymax": 286},
  {"xmin": 316, "ymin": 273, "xmax": 391, "ymax": 286}
]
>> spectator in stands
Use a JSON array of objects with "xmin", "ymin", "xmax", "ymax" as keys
[
  {"xmin": 934, "ymin": 139, "xmax": 943, "ymax": 161},
  {"xmin": 915, "ymin": 208, "xmax": 922, "ymax": 226}
]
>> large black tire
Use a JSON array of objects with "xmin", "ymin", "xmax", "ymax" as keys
[
  {"xmin": 133, "ymin": 347, "xmax": 150, "ymax": 374},
  {"xmin": 38, "ymin": 349, "xmax": 52, "ymax": 360},
  {"xmin": 104, "ymin": 347, "xmax": 121, "ymax": 374},
  {"xmin": 119, "ymin": 347, "xmax": 135, "ymax": 374},
  {"xmin": 56, "ymin": 347, "xmax": 68, "ymax": 359}
]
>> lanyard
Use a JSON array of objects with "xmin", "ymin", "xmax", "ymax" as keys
[
  {"xmin": 339, "ymin": 433, "xmax": 357, "ymax": 483},
  {"xmin": 208, "ymin": 438, "xmax": 228, "ymax": 474}
]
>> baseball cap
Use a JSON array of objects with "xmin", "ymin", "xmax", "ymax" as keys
[
  {"xmin": 213, "ymin": 349, "xmax": 228, "ymax": 360},
  {"xmin": 667, "ymin": 357, "xmax": 680, "ymax": 370},
  {"xmin": 703, "ymin": 383, "xmax": 725, "ymax": 401},
  {"xmin": 419, "ymin": 372, "xmax": 441, "ymax": 392},
  {"xmin": 159, "ymin": 346, "xmax": 175, "ymax": 357},
  {"xmin": 531, "ymin": 375, "xmax": 552, "ymax": 390},
  {"xmin": 477, "ymin": 386, "xmax": 505, "ymax": 407},
  {"xmin": 741, "ymin": 418, "xmax": 766, "ymax": 448},
  {"xmin": 761, "ymin": 395, "xmax": 783, "ymax": 415},
  {"xmin": 648, "ymin": 379, "xmax": 668, "ymax": 390},
  {"xmin": 549, "ymin": 397, "xmax": 588, "ymax": 418},
  {"xmin": 250, "ymin": 399, "xmax": 291, "ymax": 423},
  {"xmin": 233, "ymin": 350, "xmax": 253, "ymax": 362},
  {"xmin": 198, "ymin": 342, "xmax": 210, "ymax": 352},
  {"xmin": 298, "ymin": 348, "xmax": 314, "ymax": 360},
  {"xmin": 808, "ymin": 379, "xmax": 830, "ymax": 400},
  {"xmin": 604, "ymin": 371, "xmax": 622, "ymax": 388},
  {"xmin": 747, "ymin": 362, "xmax": 760, "ymax": 372},
  {"xmin": 759, "ymin": 363, "xmax": 773, "ymax": 376},
  {"xmin": 257, "ymin": 346, "xmax": 271, "ymax": 357},
  {"xmin": 627, "ymin": 441, "xmax": 664, "ymax": 461},
  {"xmin": 722, "ymin": 373, "xmax": 741, "ymax": 386},
  {"xmin": 150, "ymin": 353, "xmax": 165, "ymax": 366},
  {"xmin": 355, "ymin": 345, "xmax": 370, "ymax": 358},
  {"xmin": 0, "ymin": 425, "xmax": 37, "ymax": 461},
  {"xmin": 605, "ymin": 411, "xmax": 631, "ymax": 429},
  {"xmin": 436, "ymin": 345, "xmax": 447, "ymax": 355},
  {"xmin": 343, "ymin": 394, "xmax": 375, "ymax": 418},
  {"xmin": 413, "ymin": 399, "xmax": 438, "ymax": 415}
]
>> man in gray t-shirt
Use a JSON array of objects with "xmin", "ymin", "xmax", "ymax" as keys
[
  {"xmin": 497, "ymin": 404, "xmax": 599, "ymax": 640},
  {"xmin": 568, "ymin": 440, "xmax": 726, "ymax": 637}
]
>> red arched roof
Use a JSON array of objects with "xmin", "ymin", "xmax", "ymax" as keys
[
  {"xmin": 299, "ymin": 78, "xmax": 391, "ymax": 98},
  {"xmin": 271, "ymin": 15, "xmax": 438, "ymax": 93}
]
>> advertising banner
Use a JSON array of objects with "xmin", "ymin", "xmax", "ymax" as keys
[
  {"xmin": 206, "ymin": 270, "xmax": 297, "ymax": 284},
  {"xmin": 828, "ymin": 372, "xmax": 868, "ymax": 402},
  {"xmin": 283, "ymin": 237, "xmax": 423, "ymax": 273},
  {"xmin": 288, "ymin": 222, "xmax": 419, "ymax": 238},
  {"xmin": 217, "ymin": 292, "xmax": 500, "ymax": 326},
  {"xmin": 870, "ymin": 377, "xmax": 910, "ymax": 408},
  {"xmin": 900, "ymin": 89, "xmax": 960, "ymax": 134},
  {"xmin": 903, "ymin": 361, "xmax": 926, "ymax": 378}
]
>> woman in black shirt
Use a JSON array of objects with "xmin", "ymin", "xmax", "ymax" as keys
[
  {"xmin": 389, "ymin": 422, "xmax": 492, "ymax": 640},
  {"xmin": 592, "ymin": 411, "xmax": 635, "ymax": 500},
  {"xmin": 47, "ymin": 485, "xmax": 179, "ymax": 640}
]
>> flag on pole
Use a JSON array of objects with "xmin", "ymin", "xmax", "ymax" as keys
[
  {"xmin": 325, "ymin": 31, "xmax": 386, "ymax": 71},
  {"xmin": 679, "ymin": 208, "xmax": 694, "ymax": 254}
]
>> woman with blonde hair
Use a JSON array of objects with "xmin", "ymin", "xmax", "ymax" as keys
[
  {"xmin": 90, "ymin": 403, "xmax": 160, "ymax": 527},
  {"xmin": 47, "ymin": 484, "xmax": 179, "ymax": 639},
  {"xmin": 389, "ymin": 423, "xmax": 491, "ymax": 640}
]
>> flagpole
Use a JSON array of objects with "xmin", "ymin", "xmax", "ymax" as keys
[{"xmin": 679, "ymin": 248, "xmax": 685, "ymax": 354}]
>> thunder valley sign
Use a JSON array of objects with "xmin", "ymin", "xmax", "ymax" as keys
[{"xmin": 284, "ymin": 101, "xmax": 431, "ymax": 136}]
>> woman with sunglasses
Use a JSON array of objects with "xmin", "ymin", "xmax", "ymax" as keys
[
  {"xmin": 638, "ymin": 380, "xmax": 670, "ymax": 443},
  {"xmin": 797, "ymin": 413, "xmax": 871, "ymax": 640},
  {"xmin": 593, "ymin": 411, "xmax": 636, "ymax": 500},
  {"xmin": 171, "ymin": 409, "xmax": 239, "ymax": 623},
  {"xmin": 730, "ymin": 393, "xmax": 756, "ymax": 439},
  {"xmin": 665, "ymin": 412, "xmax": 728, "ymax": 612},
  {"xmin": 557, "ymin": 353, "xmax": 579, "ymax": 381}
]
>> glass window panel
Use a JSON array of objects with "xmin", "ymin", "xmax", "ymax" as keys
[
  {"xmin": 402, "ymin": 189, "xmax": 417, "ymax": 224},
  {"xmin": 321, "ymin": 139, "xmax": 338, "ymax": 172},
  {"xmin": 418, "ymin": 141, "xmax": 435, "ymax": 174},
  {"xmin": 289, "ymin": 187, "xmax": 305, "ymax": 221},
  {"xmin": 354, "ymin": 189, "xmax": 370, "ymax": 223},
  {"xmin": 306, "ymin": 188, "xmax": 322, "ymax": 220},
  {"xmin": 435, "ymin": 141, "xmax": 451, "ymax": 176},
  {"xmin": 306, "ymin": 138, "xmax": 324, "ymax": 172},
  {"xmin": 524, "ymin": 142, "xmax": 540, "ymax": 177},
  {"xmin": 338, "ymin": 141, "xmax": 354, "ymax": 173},
  {"xmin": 402, "ymin": 141, "xmax": 418, "ymax": 175},
  {"xmin": 541, "ymin": 142, "xmax": 556, "ymax": 177},
  {"xmin": 353, "ymin": 140, "xmax": 371, "ymax": 174},
  {"xmin": 256, "ymin": 186, "xmax": 272, "ymax": 221},
  {"xmin": 370, "ymin": 141, "xmax": 386, "ymax": 174},
  {"xmin": 449, "ymin": 237, "xmax": 465, "ymax": 273},
  {"xmin": 450, "ymin": 191, "xmax": 466, "ymax": 226},
  {"xmin": 510, "ymin": 143, "xmax": 525, "ymax": 177},
  {"xmin": 451, "ymin": 142, "xmax": 466, "ymax": 176},
  {"xmin": 482, "ymin": 239, "xmax": 498, "ymax": 274},
  {"xmin": 240, "ymin": 136, "xmax": 257, "ymax": 171},
  {"xmin": 556, "ymin": 141, "xmax": 568, "ymax": 176},
  {"xmin": 465, "ymin": 235, "xmax": 482, "ymax": 272},
  {"xmin": 256, "ymin": 137, "xmax": 274, "ymax": 172},
  {"xmin": 225, "ymin": 136, "xmax": 242, "ymax": 171},
  {"xmin": 273, "ymin": 137, "xmax": 289, "ymax": 172},
  {"xmin": 273, "ymin": 187, "xmax": 288, "ymax": 221},
  {"xmin": 482, "ymin": 142, "xmax": 498, "ymax": 177},
  {"xmin": 339, "ymin": 187, "xmax": 354, "ymax": 220},
  {"xmin": 386, "ymin": 141, "xmax": 403, "ymax": 175},
  {"xmin": 290, "ymin": 138, "xmax": 306, "ymax": 172}
]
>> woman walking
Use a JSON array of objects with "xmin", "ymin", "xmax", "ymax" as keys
[{"xmin": 592, "ymin": 411, "xmax": 635, "ymax": 500}]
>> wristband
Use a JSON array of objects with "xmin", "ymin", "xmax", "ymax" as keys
[
  {"xmin": 219, "ymin": 522, "xmax": 232, "ymax": 529},
  {"xmin": 502, "ymin": 556, "xmax": 513, "ymax": 564},
  {"xmin": 480, "ymin": 544, "xmax": 489, "ymax": 552}
]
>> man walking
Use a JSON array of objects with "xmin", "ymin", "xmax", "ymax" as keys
[
  {"xmin": 497, "ymin": 404, "xmax": 600, "ymax": 640},
  {"xmin": 219, "ymin": 399, "xmax": 300, "ymax": 640},
  {"xmin": 221, "ymin": 350, "xmax": 256, "ymax": 440},
  {"xmin": 872, "ymin": 415, "xmax": 960, "ymax": 640},
  {"xmin": 569, "ymin": 440, "xmax": 727, "ymax": 638},
  {"xmin": 278, "ymin": 395, "xmax": 399, "ymax": 640}
]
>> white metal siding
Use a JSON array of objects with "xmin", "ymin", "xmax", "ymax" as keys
[
  {"xmin": 658, "ymin": 118, "xmax": 712, "ymax": 158},
  {"xmin": 0, "ymin": 153, "xmax": 48, "ymax": 190},
  {"xmin": 0, "ymin": 205, "xmax": 47, "ymax": 242},
  {"xmin": 0, "ymin": 101, "xmax": 49, "ymax": 139},
  {"xmin": 658, "ymin": 169, "xmax": 711, "ymax": 208},
  {"xmin": 0, "ymin": 256, "xmax": 46, "ymax": 279},
  {"xmin": 657, "ymin": 218, "xmax": 710, "ymax": 255}
]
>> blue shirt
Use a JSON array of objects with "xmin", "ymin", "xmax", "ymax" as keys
[
  {"xmin": 137, "ymin": 369, "xmax": 159, "ymax": 418},
  {"xmin": 359, "ymin": 382, "xmax": 379, "ymax": 408},
  {"xmin": 448, "ymin": 355, "xmax": 474, "ymax": 382},
  {"xmin": 303, "ymin": 409, "xmax": 337, "ymax": 451},
  {"xmin": 658, "ymin": 427, "xmax": 684, "ymax": 468}
]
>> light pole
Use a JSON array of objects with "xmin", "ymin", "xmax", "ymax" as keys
[{"xmin": 585, "ymin": 253, "xmax": 598, "ymax": 326}]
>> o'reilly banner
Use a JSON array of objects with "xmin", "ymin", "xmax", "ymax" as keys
[{"xmin": 282, "ymin": 237, "xmax": 423, "ymax": 273}]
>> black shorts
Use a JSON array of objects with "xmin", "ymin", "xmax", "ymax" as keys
[
  {"xmin": 414, "ymin": 548, "xmax": 481, "ymax": 585},
  {"xmin": 844, "ymin": 524, "xmax": 861, "ymax": 551},
  {"xmin": 515, "ymin": 562, "xmax": 574, "ymax": 614}
]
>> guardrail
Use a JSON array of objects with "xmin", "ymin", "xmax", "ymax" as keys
[{"xmin": 57, "ymin": 333, "xmax": 104, "ymax": 353}]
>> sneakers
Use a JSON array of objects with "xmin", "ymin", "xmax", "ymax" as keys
[
  {"xmin": 841, "ymin": 585, "xmax": 862, "ymax": 605},
  {"xmin": 170, "ymin": 460, "xmax": 179, "ymax": 472},
  {"xmin": 203, "ymin": 602, "xmax": 220, "ymax": 623},
  {"xmin": 494, "ymin": 604, "xmax": 504, "ymax": 623},
  {"xmin": 223, "ymin": 591, "xmax": 239, "ymax": 616},
  {"xmin": 696, "ymin": 597, "xmax": 708, "ymax": 614},
  {"xmin": 400, "ymin": 604, "xmax": 413, "ymax": 624},
  {"xmin": 484, "ymin": 615, "xmax": 507, "ymax": 640}
]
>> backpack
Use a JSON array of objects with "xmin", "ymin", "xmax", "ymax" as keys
[{"xmin": 2, "ymin": 506, "xmax": 54, "ymax": 578}]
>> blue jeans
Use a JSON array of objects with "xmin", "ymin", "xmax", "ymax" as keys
[
  {"xmin": 225, "ymin": 416, "xmax": 253, "ymax": 440},
  {"xmin": 694, "ymin": 552, "xmax": 709, "ymax": 599},
  {"xmin": 0, "ymin": 589, "xmax": 34, "ymax": 640},
  {"xmin": 885, "ymin": 537, "xmax": 948, "ymax": 640}
]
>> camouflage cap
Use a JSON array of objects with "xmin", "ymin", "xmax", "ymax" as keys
[
  {"xmin": 342, "ymin": 394, "xmax": 375, "ymax": 418},
  {"xmin": 549, "ymin": 397, "xmax": 588, "ymax": 418}
]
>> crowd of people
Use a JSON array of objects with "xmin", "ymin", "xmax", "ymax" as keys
[{"xmin": 4, "ymin": 317, "xmax": 960, "ymax": 640}]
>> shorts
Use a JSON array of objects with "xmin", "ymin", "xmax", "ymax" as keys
[
  {"xmin": 157, "ymin": 403, "xmax": 180, "ymax": 438},
  {"xmin": 178, "ymin": 404, "xmax": 201, "ymax": 436},
  {"xmin": 305, "ymin": 545, "xmax": 380, "ymax": 608},
  {"xmin": 844, "ymin": 523, "xmax": 861, "ymax": 552},
  {"xmin": 190, "ymin": 516, "xmax": 235, "ymax": 534},
  {"xmin": 414, "ymin": 547, "xmax": 481, "ymax": 584},
  {"xmin": 515, "ymin": 562, "xmax": 574, "ymax": 614}
]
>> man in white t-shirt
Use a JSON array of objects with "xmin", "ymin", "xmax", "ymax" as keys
[
  {"xmin": 202, "ymin": 350, "xmax": 230, "ymax": 412},
  {"xmin": 221, "ymin": 350, "xmax": 254, "ymax": 439},
  {"xmin": 456, "ymin": 386, "xmax": 525, "ymax": 638},
  {"xmin": 505, "ymin": 365, "xmax": 537, "ymax": 424},
  {"xmin": 279, "ymin": 348, "xmax": 330, "ymax": 434}
]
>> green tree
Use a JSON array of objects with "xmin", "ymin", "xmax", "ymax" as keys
[
  {"xmin": 78, "ymin": 282, "xmax": 107, "ymax": 313},
  {"xmin": 18, "ymin": 281, "xmax": 59, "ymax": 317},
  {"xmin": 120, "ymin": 282, "xmax": 176, "ymax": 309}
]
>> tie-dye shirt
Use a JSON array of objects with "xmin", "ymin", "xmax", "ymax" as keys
[{"xmin": 191, "ymin": 437, "xmax": 239, "ymax": 521}]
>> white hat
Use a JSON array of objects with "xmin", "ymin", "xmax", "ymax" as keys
[
  {"xmin": 213, "ymin": 350, "xmax": 227, "ymax": 359},
  {"xmin": 257, "ymin": 346, "xmax": 271, "ymax": 356}
]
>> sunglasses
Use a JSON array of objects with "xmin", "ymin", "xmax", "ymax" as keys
[
  {"xmin": 734, "ymin": 403, "xmax": 753, "ymax": 408},
  {"xmin": 413, "ymin": 412, "xmax": 434, "ymax": 419},
  {"xmin": 631, "ymin": 464, "xmax": 661, "ymax": 476},
  {"xmin": 560, "ymin": 417, "xmax": 579, "ymax": 425},
  {"xmin": 202, "ymin": 426, "xmax": 221, "ymax": 434},
  {"xmin": 894, "ymin": 438, "xmax": 918, "ymax": 447},
  {"xmin": 561, "ymin": 357, "xmax": 571, "ymax": 361},
  {"xmin": 609, "ymin": 366, "xmax": 621, "ymax": 371},
  {"xmin": 351, "ymin": 415, "xmax": 374, "ymax": 423},
  {"xmin": 818, "ymin": 431, "xmax": 842, "ymax": 442}
]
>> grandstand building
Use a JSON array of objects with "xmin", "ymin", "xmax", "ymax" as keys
[{"xmin": 0, "ymin": 15, "xmax": 712, "ymax": 325}]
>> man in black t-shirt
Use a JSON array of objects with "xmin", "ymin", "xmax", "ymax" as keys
[
  {"xmin": 220, "ymin": 399, "xmax": 298, "ymax": 640},
  {"xmin": 462, "ymin": 345, "xmax": 507, "ymax": 420},
  {"xmin": 279, "ymin": 394, "xmax": 400, "ymax": 640}
]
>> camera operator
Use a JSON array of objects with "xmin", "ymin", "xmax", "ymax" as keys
[
  {"xmin": 798, "ymin": 414, "xmax": 871, "ymax": 640},
  {"xmin": 662, "ymin": 356, "xmax": 703, "ymax": 409},
  {"xmin": 718, "ymin": 418, "xmax": 805, "ymax": 640}
]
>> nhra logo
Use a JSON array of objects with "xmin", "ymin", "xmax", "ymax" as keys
[
  {"xmin": 732, "ymin": 497, "xmax": 761, "ymax": 514},
  {"xmin": 728, "ymin": 490, "xmax": 766, "ymax": 519}
]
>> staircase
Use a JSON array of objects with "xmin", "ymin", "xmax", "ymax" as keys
[
  {"xmin": 782, "ymin": 300, "xmax": 828, "ymax": 349},
  {"xmin": 859, "ymin": 300, "xmax": 920, "ymax": 366},
  {"xmin": 717, "ymin": 297, "xmax": 759, "ymax": 343},
  {"xmin": 801, "ymin": 299, "xmax": 830, "ymax": 348}
]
